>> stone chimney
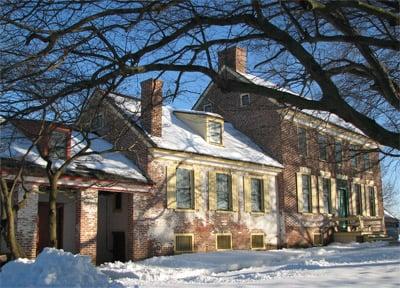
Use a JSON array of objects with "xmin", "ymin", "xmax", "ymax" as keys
[
  {"xmin": 140, "ymin": 78, "xmax": 163, "ymax": 137},
  {"xmin": 218, "ymin": 46, "xmax": 247, "ymax": 73}
]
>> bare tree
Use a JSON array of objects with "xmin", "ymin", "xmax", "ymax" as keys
[{"xmin": 0, "ymin": 0, "xmax": 398, "ymax": 152}]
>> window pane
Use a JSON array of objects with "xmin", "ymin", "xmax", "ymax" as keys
[
  {"xmin": 354, "ymin": 184, "xmax": 362, "ymax": 215},
  {"xmin": 208, "ymin": 121, "xmax": 222, "ymax": 144},
  {"xmin": 251, "ymin": 235, "xmax": 264, "ymax": 249},
  {"xmin": 298, "ymin": 128, "xmax": 307, "ymax": 156},
  {"xmin": 176, "ymin": 168, "xmax": 193, "ymax": 209},
  {"xmin": 323, "ymin": 178, "xmax": 331, "ymax": 214},
  {"xmin": 241, "ymin": 94, "xmax": 250, "ymax": 106},
  {"xmin": 363, "ymin": 153, "xmax": 371, "ymax": 170},
  {"xmin": 49, "ymin": 131, "xmax": 67, "ymax": 159},
  {"xmin": 350, "ymin": 145, "xmax": 358, "ymax": 168},
  {"xmin": 204, "ymin": 104, "xmax": 212, "ymax": 112},
  {"xmin": 216, "ymin": 173, "xmax": 231, "ymax": 210},
  {"xmin": 302, "ymin": 175, "xmax": 311, "ymax": 213},
  {"xmin": 175, "ymin": 235, "xmax": 193, "ymax": 252},
  {"xmin": 318, "ymin": 134, "xmax": 327, "ymax": 161},
  {"xmin": 251, "ymin": 179, "xmax": 263, "ymax": 212},
  {"xmin": 335, "ymin": 142, "xmax": 342, "ymax": 163},
  {"xmin": 369, "ymin": 187, "xmax": 376, "ymax": 216},
  {"xmin": 216, "ymin": 235, "xmax": 231, "ymax": 250}
]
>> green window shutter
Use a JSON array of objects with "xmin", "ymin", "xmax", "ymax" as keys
[
  {"xmin": 208, "ymin": 171, "xmax": 216, "ymax": 210},
  {"xmin": 194, "ymin": 169, "xmax": 202, "ymax": 211},
  {"xmin": 263, "ymin": 176, "xmax": 271, "ymax": 213},
  {"xmin": 296, "ymin": 173, "xmax": 303, "ymax": 213},
  {"xmin": 244, "ymin": 176, "xmax": 252, "ymax": 212},
  {"xmin": 311, "ymin": 175, "xmax": 318, "ymax": 214},
  {"xmin": 231, "ymin": 174, "xmax": 238, "ymax": 212},
  {"xmin": 318, "ymin": 177, "xmax": 324, "ymax": 214},
  {"xmin": 167, "ymin": 165, "xmax": 177, "ymax": 209}
]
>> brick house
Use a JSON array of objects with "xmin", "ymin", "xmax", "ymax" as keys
[
  {"xmin": 1, "ymin": 77, "xmax": 284, "ymax": 263},
  {"xmin": 193, "ymin": 46, "xmax": 385, "ymax": 247},
  {"xmin": 79, "ymin": 78, "xmax": 283, "ymax": 260}
]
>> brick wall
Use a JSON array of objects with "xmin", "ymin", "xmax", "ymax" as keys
[
  {"xmin": 75, "ymin": 189, "xmax": 98, "ymax": 262},
  {"xmin": 196, "ymin": 77, "xmax": 385, "ymax": 247},
  {"xmin": 16, "ymin": 184, "xmax": 39, "ymax": 258}
]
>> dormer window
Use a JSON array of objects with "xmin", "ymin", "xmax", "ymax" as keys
[
  {"xmin": 48, "ymin": 130, "xmax": 69, "ymax": 160},
  {"xmin": 203, "ymin": 103, "xmax": 212, "ymax": 112},
  {"xmin": 207, "ymin": 120, "xmax": 222, "ymax": 144},
  {"xmin": 240, "ymin": 94, "xmax": 250, "ymax": 107}
]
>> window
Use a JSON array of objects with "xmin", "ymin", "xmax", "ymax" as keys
[
  {"xmin": 350, "ymin": 145, "xmax": 358, "ymax": 168},
  {"xmin": 335, "ymin": 141, "xmax": 342, "ymax": 163},
  {"xmin": 363, "ymin": 153, "xmax": 371, "ymax": 171},
  {"xmin": 368, "ymin": 187, "xmax": 376, "ymax": 216},
  {"xmin": 48, "ymin": 130, "xmax": 68, "ymax": 159},
  {"xmin": 322, "ymin": 178, "xmax": 332, "ymax": 214},
  {"xmin": 176, "ymin": 168, "xmax": 194, "ymax": 209},
  {"xmin": 302, "ymin": 175, "xmax": 312, "ymax": 213},
  {"xmin": 251, "ymin": 178, "xmax": 263, "ymax": 212},
  {"xmin": 251, "ymin": 234, "xmax": 264, "ymax": 249},
  {"xmin": 298, "ymin": 127, "xmax": 307, "ymax": 156},
  {"xmin": 240, "ymin": 94, "xmax": 250, "ymax": 107},
  {"xmin": 203, "ymin": 103, "xmax": 212, "ymax": 112},
  {"xmin": 92, "ymin": 113, "xmax": 104, "ymax": 130},
  {"xmin": 318, "ymin": 134, "xmax": 328, "ymax": 161},
  {"xmin": 216, "ymin": 173, "xmax": 232, "ymax": 211},
  {"xmin": 114, "ymin": 193, "xmax": 122, "ymax": 210},
  {"xmin": 207, "ymin": 121, "xmax": 222, "ymax": 144},
  {"xmin": 354, "ymin": 184, "xmax": 362, "ymax": 215},
  {"xmin": 175, "ymin": 234, "xmax": 193, "ymax": 253},
  {"xmin": 216, "ymin": 234, "xmax": 232, "ymax": 250}
]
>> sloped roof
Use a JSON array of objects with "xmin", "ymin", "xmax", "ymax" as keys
[
  {"xmin": 0, "ymin": 123, "xmax": 147, "ymax": 182},
  {"xmin": 107, "ymin": 94, "xmax": 282, "ymax": 168},
  {"xmin": 236, "ymin": 70, "xmax": 365, "ymax": 135}
]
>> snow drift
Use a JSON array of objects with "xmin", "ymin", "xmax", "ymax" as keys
[{"xmin": 0, "ymin": 248, "xmax": 112, "ymax": 287}]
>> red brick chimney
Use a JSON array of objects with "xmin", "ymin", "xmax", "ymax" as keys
[
  {"xmin": 140, "ymin": 78, "xmax": 163, "ymax": 137},
  {"xmin": 218, "ymin": 46, "xmax": 247, "ymax": 73}
]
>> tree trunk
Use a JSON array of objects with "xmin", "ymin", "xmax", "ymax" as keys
[
  {"xmin": 4, "ymin": 193, "xmax": 25, "ymax": 258},
  {"xmin": 48, "ymin": 178, "xmax": 58, "ymax": 248}
]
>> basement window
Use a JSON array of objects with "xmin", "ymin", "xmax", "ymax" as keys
[
  {"xmin": 175, "ymin": 234, "xmax": 194, "ymax": 253},
  {"xmin": 216, "ymin": 234, "xmax": 232, "ymax": 250},
  {"xmin": 251, "ymin": 234, "xmax": 265, "ymax": 249}
]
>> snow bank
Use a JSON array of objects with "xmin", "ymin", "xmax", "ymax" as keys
[
  {"xmin": 99, "ymin": 241, "xmax": 399, "ymax": 286},
  {"xmin": 0, "ymin": 248, "xmax": 113, "ymax": 288}
]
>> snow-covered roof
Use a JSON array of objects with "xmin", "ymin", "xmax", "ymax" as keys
[
  {"xmin": 237, "ymin": 70, "xmax": 364, "ymax": 135},
  {"xmin": 0, "ymin": 123, "xmax": 147, "ymax": 182},
  {"xmin": 106, "ymin": 95, "xmax": 282, "ymax": 168},
  {"xmin": 384, "ymin": 209, "xmax": 399, "ymax": 220}
]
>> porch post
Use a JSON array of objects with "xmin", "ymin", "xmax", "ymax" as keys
[
  {"xmin": 75, "ymin": 189, "xmax": 98, "ymax": 263},
  {"xmin": 16, "ymin": 184, "xmax": 39, "ymax": 259}
]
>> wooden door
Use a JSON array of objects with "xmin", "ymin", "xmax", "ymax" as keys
[
  {"xmin": 37, "ymin": 202, "xmax": 64, "ymax": 254},
  {"xmin": 112, "ymin": 232, "xmax": 126, "ymax": 262}
]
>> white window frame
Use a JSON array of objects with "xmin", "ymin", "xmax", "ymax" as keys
[{"xmin": 207, "ymin": 120, "xmax": 223, "ymax": 145}]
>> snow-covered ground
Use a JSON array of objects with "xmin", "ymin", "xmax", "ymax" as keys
[{"xmin": 1, "ymin": 242, "xmax": 399, "ymax": 287}]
